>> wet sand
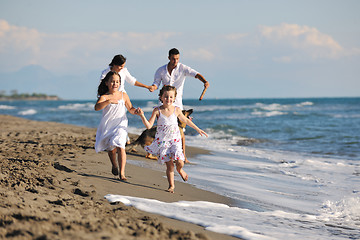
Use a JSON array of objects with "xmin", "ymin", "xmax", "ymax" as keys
[{"xmin": 0, "ymin": 115, "xmax": 239, "ymax": 240}]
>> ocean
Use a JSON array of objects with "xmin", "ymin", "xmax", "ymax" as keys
[{"xmin": 1, "ymin": 97, "xmax": 359, "ymax": 239}]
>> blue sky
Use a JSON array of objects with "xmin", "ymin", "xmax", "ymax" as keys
[{"xmin": 0, "ymin": 0, "xmax": 359, "ymax": 100}]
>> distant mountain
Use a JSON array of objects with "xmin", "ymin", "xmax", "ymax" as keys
[
  {"xmin": 0, "ymin": 65, "xmax": 99, "ymax": 100},
  {"xmin": 16, "ymin": 65, "xmax": 54, "ymax": 80},
  {"xmin": 0, "ymin": 65, "xmax": 55, "ymax": 93}
]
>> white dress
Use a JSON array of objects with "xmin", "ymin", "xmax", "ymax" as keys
[
  {"xmin": 95, "ymin": 92, "xmax": 128, "ymax": 152},
  {"xmin": 145, "ymin": 107, "xmax": 185, "ymax": 164}
]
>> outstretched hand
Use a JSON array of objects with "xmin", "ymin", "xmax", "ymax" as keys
[{"xmin": 198, "ymin": 129, "xmax": 208, "ymax": 137}]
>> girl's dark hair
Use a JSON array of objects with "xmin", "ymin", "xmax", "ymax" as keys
[
  {"xmin": 158, "ymin": 85, "xmax": 177, "ymax": 102},
  {"xmin": 109, "ymin": 54, "xmax": 126, "ymax": 66},
  {"xmin": 97, "ymin": 71, "xmax": 120, "ymax": 97}
]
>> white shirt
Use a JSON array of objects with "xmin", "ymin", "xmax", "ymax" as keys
[
  {"xmin": 153, "ymin": 63, "xmax": 198, "ymax": 109},
  {"xmin": 100, "ymin": 67, "xmax": 137, "ymax": 92}
]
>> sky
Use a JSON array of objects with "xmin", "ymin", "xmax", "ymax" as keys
[{"xmin": 0, "ymin": 0, "xmax": 359, "ymax": 100}]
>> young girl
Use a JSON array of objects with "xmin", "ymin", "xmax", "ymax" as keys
[
  {"xmin": 139, "ymin": 85, "xmax": 208, "ymax": 193},
  {"xmin": 95, "ymin": 71, "xmax": 140, "ymax": 181}
]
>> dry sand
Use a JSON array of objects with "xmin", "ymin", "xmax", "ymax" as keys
[{"xmin": 0, "ymin": 115, "xmax": 240, "ymax": 240}]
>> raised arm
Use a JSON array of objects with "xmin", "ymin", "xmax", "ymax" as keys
[
  {"xmin": 95, "ymin": 95, "xmax": 111, "ymax": 111},
  {"xmin": 195, "ymin": 73, "xmax": 209, "ymax": 88},
  {"xmin": 175, "ymin": 108, "xmax": 208, "ymax": 137},
  {"xmin": 195, "ymin": 73, "xmax": 209, "ymax": 100}
]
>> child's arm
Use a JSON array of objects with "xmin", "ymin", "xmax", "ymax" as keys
[
  {"xmin": 95, "ymin": 96, "xmax": 110, "ymax": 111},
  {"xmin": 176, "ymin": 108, "xmax": 208, "ymax": 137},
  {"xmin": 123, "ymin": 93, "xmax": 137, "ymax": 115},
  {"xmin": 139, "ymin": 108, "xmax": 158, "ymax": 129}
]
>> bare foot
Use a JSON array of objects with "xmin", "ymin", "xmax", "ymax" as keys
[
  {"xmin": 111, "ymin": 166, "xmax": 119, "ymax": 176},
  {"xmin": 119, "ymin": 175, "xmax": 127, "ymax": 181},
  {"xmin": 179, "ymin": 169, "xmax": 188, "ymax": 182},
  {"xmin": 167, "ymin": 187, "xmax": 175, "ymax": 193},
  {"xmin": 146, "ymin": 153, "xmax": 158, "ymax": 160}
]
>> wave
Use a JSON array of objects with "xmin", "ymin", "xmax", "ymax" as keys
[
  {"xmin": 0, "ymin": 104, "xmax": 16, "ymax": 110},
  {"xmin": 184, "ymin": 104, "xmax": 242, "ymax": 112},
  {"xmin": 105, "ymin": 194, "xmax": 276, "ymax": 240},
  {"xmin": 297, "ymin": 101, "xmax": 314, "ymax": 106},
  {"xmin": 250, "ymin": 101, "xmax": 314, "ymax": 118},
  {"xmin": 255, "ymin": 103, "xmax": 290, "ymax": 111},
  {"xmin": 18, "ymin": 109, "xmax": 37, "ymax": 115},
  {"xmin": 58, "ymin": 102, "xmax": 94, "ymax": 111},
  {"xmin": 319, "ymin": 196, "xmax": 360, "ymax": 230},
  {"xmin": 105, "ymin": 193, "xmax": 360, "ymax": 240},
  {"xmin": 185, "ymin": 130, "xmax": 268, "ymax": 154},
  {"xmin": 182, "ymin": 101, "xmax": 314, "ymax": 119},
  {"xmin": 333, "ymin": 113, "xmax": 360, "ymax": 119},
  {"xmin": 252, "ymin": 110, "xmax": 288, "ymax": 117}
]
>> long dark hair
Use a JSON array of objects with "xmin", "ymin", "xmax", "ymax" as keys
[
  {"xmin": 109, "ymin": 54, "xmax": 126, "ymax": 66},
  {"xmin": 97, "ymin": 71, "xmax": 120, "ymax": 97}
]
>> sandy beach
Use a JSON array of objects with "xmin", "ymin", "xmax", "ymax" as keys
[{"xmin": 0, "ymin": 115, "xmax": 239, "ymax": 240}]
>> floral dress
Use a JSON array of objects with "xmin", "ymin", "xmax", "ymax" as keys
[
  {"xmin": 145, "ymin": 107, "xmax": 185, "ymax": 164},
  {"xmin": 95, "ymin": 92, "xmax": 128, "ymax": 152}
]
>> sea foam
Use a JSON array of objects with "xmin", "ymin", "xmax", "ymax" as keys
[
  {"xmin": 18, "ymin": 109, "xmax": 37, "ymax": 115},
  {"xmin": 105, "ymin": 194, "xmax": 277, "ymax": 240},
  {"xmin": 0, "ymin": 105, "xmax": 16, "ymax": 110},
  {"xmin": 58, "ymin": 102, "xmax": 93, "ymax": 110},
  {"xmin": 105, "ymin": 193, "xmax": 359, "ymax": 239}
]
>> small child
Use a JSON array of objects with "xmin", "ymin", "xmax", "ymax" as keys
[
  {"xmin": 139, "ymin": 85, "xmax": 208, "ymax": 193},
  {"xmin": 94, "ymin": 71, "xmax": 140, "ymax": 181}
]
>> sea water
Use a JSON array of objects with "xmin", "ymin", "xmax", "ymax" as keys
[{"xmin": 1, "ymin": 97, "xmax": 359, "ymax": 239}]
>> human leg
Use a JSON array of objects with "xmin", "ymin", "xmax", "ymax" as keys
[
  {"xmin": 176, "ymin": 160, "xmax": 188, "ymax": 182},
  {"xmin": 165, "ymin": 161, "xmax": 175, "ymax": 193},
  {"xmin": 108, "ymin": 148, "xmax": 119, "ymax": 176},
  {"xmin": 180, "ymin": 128, "xmax": 190, "ymax": 164},
  {"xmin": 117, "ymin": 147, "xmax": 127, "ymax": 180}
]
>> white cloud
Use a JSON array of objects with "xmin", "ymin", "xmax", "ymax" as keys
[
  {"xmin": 187, "ymin": 48, "xmax": 215, "ymax": 61},
  {"xmin": 0, "ymin": 19, "xmax": 42, "ymax": 66},
  {"xmin": 0, "ymin": 20, "xmax": 359, "ymax": 75},
  {"xmin": 0, "ymin": 20, "xmax": 179, "ymax": 73},
  {"xmin": 258, "ymin": 23, "xmax": 345, "ymax": 60}
]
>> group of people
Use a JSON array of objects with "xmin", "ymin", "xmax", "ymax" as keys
[{"xmin": 94, "ymin": 48, "xmax": 209, "ymax": 193}]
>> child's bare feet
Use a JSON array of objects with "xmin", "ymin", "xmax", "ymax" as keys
[
  {"xmin": 119, "ymin": 175, "xmax": 127, "ymax": 181},
  {"xmin": 179, "ymin": 169, "xmax": 188, "ymax": 182},
  {"xmin": 167, "ymin": 186, "xmax": 175, "ymax": 193},
  {"xmin": 111, "ymin": 166, "xmax": 119, "ymax": 176}
]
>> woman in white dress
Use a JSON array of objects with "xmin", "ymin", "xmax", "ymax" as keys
[{"xmin": 95, "ymin": 71, "xmax": 140, "ymax": 181}]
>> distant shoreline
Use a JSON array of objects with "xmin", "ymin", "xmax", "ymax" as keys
[
  {"xmin": 0, "ymin": 94, "xmax": 60, "ymax": 101},
  {"xmin": 0, "ymin": 97, "xmax": 60, "ymax": 101}
]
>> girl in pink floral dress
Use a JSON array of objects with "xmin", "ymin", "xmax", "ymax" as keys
[{"xmin": 139, "ymin": 85, "xmax": 208, "ymax": 193}]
